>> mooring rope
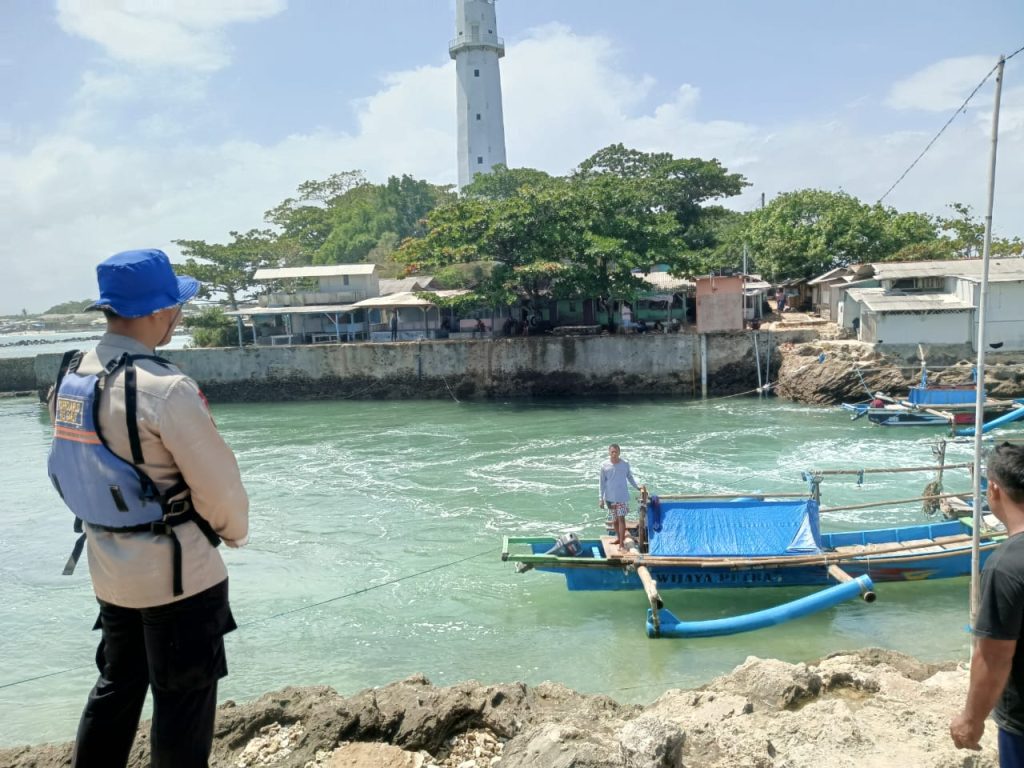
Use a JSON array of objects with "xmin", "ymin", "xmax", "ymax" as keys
[{"xmin": 0, "ymin": 547, "xmax": 498, "ymax": 691}]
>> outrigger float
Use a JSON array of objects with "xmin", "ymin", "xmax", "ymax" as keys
[{"xmin": 502, "ymin": 470, "xmax": 1006, "ymax": 638}]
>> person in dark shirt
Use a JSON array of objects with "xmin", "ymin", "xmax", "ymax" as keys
[{"xmin": 951, "ymin": 442, "xmax": 1024, "ymax": 763}]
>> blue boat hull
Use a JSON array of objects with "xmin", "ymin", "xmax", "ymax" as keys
[{"xmin": 530, "ymin": 519, "xmax": 995, "ymax": 592}]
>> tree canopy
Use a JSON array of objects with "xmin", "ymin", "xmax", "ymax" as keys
[
  {"xmin": 169, "ymin": 151, "xmax": 1023, "ymax": 311},
  {"xmin": 397, "ymin": 144, "xmax": 748, "ymax": 306},
  {"xmin": 739, "ymin": 191, "xmax": 1022, "ymax": 280},
  {"xmin": 263, "ymin": 171, "xmax": 454, "ymax": 271},
  {"xmin": 174, "ymin": 229, "xmax": 284, "ymax": 310}
]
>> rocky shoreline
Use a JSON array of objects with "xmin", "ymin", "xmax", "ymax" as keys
[
  {"xmin": 0, "ymin": 648, "xmax": 996, "ymax": 768},
  {"xmin": 775, "ymin": 340, "xmax": 1024, "ymax": 405}
]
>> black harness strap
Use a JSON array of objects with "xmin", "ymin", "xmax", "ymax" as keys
[
  {"xmin": 54, "ymin": 350, "xmax": 81, "ymax": 394},
  {"xmin": 62, "ymin": 533, "xmax": 87, "ymax": 577},
  {"xmin": 57, "ymin": 352, "xmax": 219, "ymax": 597},
  {"xmin": 122, "ymin": 356, "xmax": 145, "ymax": 465},
  {"xmin": 70, "ymin": 502, "xmax": 220, "ymax": 596}
]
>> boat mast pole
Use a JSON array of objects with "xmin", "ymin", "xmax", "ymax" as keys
[{"xmin": 970, "ymin": 55, "xmax": 1006, "ymax": 629}]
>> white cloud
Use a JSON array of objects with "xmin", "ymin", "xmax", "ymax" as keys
[
  {"xmin": 3, "ymin": 25, "xmax": 1023, "ymax": 314},
  {"xmin": 56, "ymin": 0, "xmax": 287, "ymax": 71},
  {"xmin": 885, "ymin": 55, "xmax": 998, "ymax": 111}
]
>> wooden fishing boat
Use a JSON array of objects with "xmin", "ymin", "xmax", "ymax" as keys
[
  {"xmin": 502, "ymin": 480, "xmax": 1004, "ymax": 638},
  {"xmin": 840, "ymin": 353, "xmax": 1015, "ymax": 427}
]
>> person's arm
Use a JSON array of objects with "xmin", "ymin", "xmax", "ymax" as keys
[
  {"xmin": 951, "ymin": 636, "xmax": 1017, "ymax": 749},
  {"xmin": 626, "ymin": 465, "xmax": 641, "ymax": 491},
  {"xmin": 160, "ymin": 378, "xmax": 249, "ymax": 544},
  {"xmin": 599, "ymin": 466, "xmax": 607, "ymax": 507}
]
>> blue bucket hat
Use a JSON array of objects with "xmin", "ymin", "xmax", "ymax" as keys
[{"xmin": 86, "ymin": 249, "xmax": 200, "ymax": 318}]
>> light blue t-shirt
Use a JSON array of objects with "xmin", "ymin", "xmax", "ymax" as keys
[{"xmin": 600, "ymin": 459, "xmax": 639, "ymax": 504}]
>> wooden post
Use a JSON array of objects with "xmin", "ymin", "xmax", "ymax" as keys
[
  {"xmin": 935, "ymin": 439, "xmax": 948, "ymax": 488},
  {"xmin": 700, "ymin": 333, "xmax": 708, "ymax": 400}
]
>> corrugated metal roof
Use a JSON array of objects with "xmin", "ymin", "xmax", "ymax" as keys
[
  {"xmin": 639, "ymin": 272, "xmax": 693, "ymax": 291},
  {"xmin": 844, "ymin": 287, "xmax": 972, "ymax": 313},
  {"xmin": 253, "ymin": 264, "xmax": 378, "ymax": 280},
  {"xmin": 870, "ymin": 258, "xmax": 1024, "ymax": 280},
  {"xmin": 379, "ymin": 276, "xmax": 435, "ymax": 295},
  {"xmin": 352, "ymin": 290, "xmax": 470, "ymax": 308},
  {"xmin": 807, "ymin": 267, "xmax": 851, "ymax": 286},
  {"xmin": 223, "ymin": 304, "xmax": 358, "ymax": 316}
]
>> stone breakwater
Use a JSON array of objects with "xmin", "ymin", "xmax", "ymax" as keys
[{"xmin": 0, "ymin": 648, "xmax": 998, "ymax": 767}]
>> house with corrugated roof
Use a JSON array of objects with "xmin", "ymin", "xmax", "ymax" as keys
[
  {"xmin": 832, "ymin": 259, "xmax": 1024, "ymax": 349},
  {"xmin": 806, "ymin": 265, "xmax": 873, "ymax": 321},
  {"xmin": 225, "ymin": 265, "xmax": 472, "ymax": 344}
]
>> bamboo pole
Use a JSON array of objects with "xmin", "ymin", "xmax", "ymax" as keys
[
  {"xmin": 637, "ymin": 565, "xmax": 663, "ymax": 611},
  {"xmin": 821, "ymin": 491, "xmax": 970, "ymax": 513},
  {"xmin": 922, "ymin": 408, "xmax": 955, "ymax": 423},
  {"xmin": 616, "ymin": 531, "xmax": 1000, "ymax": 570},
  {"xmin": 811, "ymin": 463, "xmax": 973, "ymax": 476}
]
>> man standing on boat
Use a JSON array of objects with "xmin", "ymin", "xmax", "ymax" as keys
[
  {"xmin": 599, "ymin": 444, "xmax": 644, "ymax": 547},
  {"xmin": 951, "ymin": 443, "xmax": 1024, "ymax": 764},
  {"xmin": 48, "ymin": 249, "xmax": 249, "ymax": 768}
]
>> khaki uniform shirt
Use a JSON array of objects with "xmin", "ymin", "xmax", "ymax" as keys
[{"xmin": 51, "ymin": 333, "xmax": 249, "ymax": 608}]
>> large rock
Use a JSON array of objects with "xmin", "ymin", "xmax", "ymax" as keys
[
  {"xmin": 774, "ymin": 341, "xmax": 905, "ymax": 405},
  {"xmin": 0, "ymin": 649, "xmax": 1001, "ymax": 768}
]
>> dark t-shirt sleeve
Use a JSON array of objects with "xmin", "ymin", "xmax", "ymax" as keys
[{"xmin": 975, "ymin": 562, "xmax": 1024, "ymax": 641}]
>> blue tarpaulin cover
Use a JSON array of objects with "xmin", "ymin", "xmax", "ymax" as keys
[{"xmin": 647, "ymin": 499, "xmax": 822, "ymax": 557}]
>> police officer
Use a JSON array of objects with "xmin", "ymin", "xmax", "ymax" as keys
[{"xmin": 48, "ymin": 249, "xmax": 249, "ymax": 767}]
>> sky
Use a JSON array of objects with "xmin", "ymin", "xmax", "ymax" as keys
[{"xmin": 2, "ymin": 1, "xmax": 1023, "ymax": 315}]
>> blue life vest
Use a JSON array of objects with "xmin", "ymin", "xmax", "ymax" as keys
[{"xmin": 47, "ymin": 350, "xmax": 219, "ymax": 596}]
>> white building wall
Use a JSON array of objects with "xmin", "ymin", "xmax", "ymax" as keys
[
  {"xmin": 451, "ymin": 0, "xmax": 507, "ymax": 188},
  {"xmin": 976, "ymin": 281, "xmax": 1024, "ymax": 351},
  {"xmin": 872, "ymin": 311, "xmax": 973, "ymax": 345},
  {"xmin": 841, "ymin": 294, "xmax": 861, "ymax": 331}
]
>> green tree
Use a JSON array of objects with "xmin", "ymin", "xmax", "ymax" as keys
[
  {"xmin": 461, "ymin": 164, "xmax": 555, "ymax": 200},
  {"xmin": 184, "ymin": 307, "xmax": 241, "ymax": 348},
  {"xmin": 264, "ymin": 172, "xmax": 453, "ymax": 267},
  {"xmin": 264, "ymin": 171, "xmax": 369, "ymax": 259},
  {"xmin": 575, "ymin": 143, "xmax": 748, "ymax": 249},
  {"xmin": 174, "ymin": 229, "xmax": 282, "ymax": 310},
  {"xmin": 398, "ymin": 159, "xmax": 687, "ymax": 312},
  {"xmin": 936, "ymin": 202, "xmax": 1023, "ymax": 259},
  {"xmin": 742, "ymin": 189, "xmax": 945, "ymax": 279}
]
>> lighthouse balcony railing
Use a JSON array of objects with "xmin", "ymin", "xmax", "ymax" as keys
[{"xmin": 448, "ymin": 36, "xmax": 505, "ymax": 56}]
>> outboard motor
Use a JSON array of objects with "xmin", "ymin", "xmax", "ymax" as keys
[{"xmin": 516, "ymin": 532, "xmax": 582, "ymax": 573}]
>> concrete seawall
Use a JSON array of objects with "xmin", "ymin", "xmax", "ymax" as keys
[
  {"xmin": 13, "ymin": 330, "xmax": 818, "ymax": 402},
  {"xmin": 0, "ymin": 357, "xmax": 36, "ymax": 393}
]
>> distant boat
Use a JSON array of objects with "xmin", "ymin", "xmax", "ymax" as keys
[{"xmin": 841, "ymin": 356, "xmax": 1014, "ymax": 428}]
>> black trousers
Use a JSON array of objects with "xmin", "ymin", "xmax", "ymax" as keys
[{"xmin": 72, "ymin": 579, "xmax": 236, "ymax": 768}]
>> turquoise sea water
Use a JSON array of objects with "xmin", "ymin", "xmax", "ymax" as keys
[{"xmin": 0, "ymin": 391, "xmax": 983, "ymax": 747}]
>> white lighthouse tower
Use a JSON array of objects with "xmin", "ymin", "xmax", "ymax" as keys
[{"xmin": 450, "ymin": 0, "xmax": 507, "ymax": 189}]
